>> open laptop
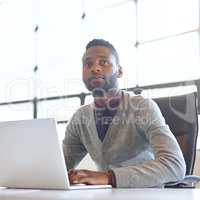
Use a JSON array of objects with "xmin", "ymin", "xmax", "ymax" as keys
[{"xmin": 0, "ymin": 118, "xmax": 111, "ymax": 190}]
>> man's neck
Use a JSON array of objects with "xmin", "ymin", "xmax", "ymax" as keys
[{"xmin": 93, "ymin": 89, "xmax": 122, "ymax": 108}]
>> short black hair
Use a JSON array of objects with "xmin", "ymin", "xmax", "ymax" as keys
[{"xmin": 86, "ymin": 39, "xmax": 119, "ymax": 64}]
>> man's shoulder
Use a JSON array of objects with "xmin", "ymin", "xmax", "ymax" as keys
[
  {"xmin": 123, "ymin": 92, "xmax": 156, "ymax": 111},
  {"xmin": 128, "ymin": 93, "xmax": 145, "ymax": 102},
  {"xmin": 125, "ymin": 92, "xmax": 149, "ymax": 105},
  {"xmin": 75, "ymin": 103, "xmax": 92, "ymax": 115},
  {"xmin": 69, "ymin": 103, "xmax": 92, "ymax": 121}
]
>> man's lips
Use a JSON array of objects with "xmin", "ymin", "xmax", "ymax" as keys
[
  {"xmin": 88, "ymin": 76, "xmax": 105, "ymax": 82},
  {"xmin": 91, "ymin": 76, "xmax": 105, "ymax": 80},
  {"xmin": 87, "ymin": 76, "xmax": 105, "ymax": 86}
]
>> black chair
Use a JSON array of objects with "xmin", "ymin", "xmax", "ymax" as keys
[{"xmin": 153, "ymin": 92, "xmax": 200, "ymax": 188}]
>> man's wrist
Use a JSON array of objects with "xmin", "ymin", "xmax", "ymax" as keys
[{"xmin": 107, "ymin": 170, "xmax": 116, "ymax": 187}]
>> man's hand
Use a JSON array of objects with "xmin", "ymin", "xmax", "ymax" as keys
[{"xmin": 68, "ymin": 169, "xmax": 109, "ymax": 185}]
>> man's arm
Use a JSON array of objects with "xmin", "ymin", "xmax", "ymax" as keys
[
  {"xmin": 66, "ymin": 98, "xmax": 186, "ymax": 187},
  {"xmin": 62, "ymin": 112, "xmax": 87, "ymax": 170},
  {"xmin": 110, "ymin": 98, "xmax": 186, "ymax": 187}
]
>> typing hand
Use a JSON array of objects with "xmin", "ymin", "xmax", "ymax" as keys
[{"xmin": 68, "ymin": 169, "xmax": 109, "ymax": 185}]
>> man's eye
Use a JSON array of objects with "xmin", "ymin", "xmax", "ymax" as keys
[
  {"xmin": 84, "ymin": 61, "xmax": 93, "ymax": 68},
  {"xmin": 99, "ymin": 59, "xmax": 109, "ymax": 66}
]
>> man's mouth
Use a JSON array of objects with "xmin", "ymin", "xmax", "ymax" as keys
[
  {"xmin": 88, "ymin": 76, "xmax": 105, "ymax": 86},
  {"xmin": 87, "ymin": 76, "xmax": 105, "ymax": 83},
  {"xmin": 90, "ymin": 76, "xmax": 105, "ymax": 80}
]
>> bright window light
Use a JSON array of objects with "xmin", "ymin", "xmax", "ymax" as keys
[
  {"xmin": 0, "ymin": 0, "xmax": 200, "ymax": 149},
  {"xmin": 138, "ymin": 0, "xmax": 199, "ymax": 41},
  {"xmin": 137, "ymin": 32, "xmax": 200, "ymax": 86},
  {"xmin": 0, "ymin": 103, "xmax": 33, "ymax": 121},
  {"xmin": 0, "ymin": 0, "xmax": 34, "ymax": 74},
  {"xmin": 38, "ymin": 98, "xmax": 80, "ymax": 122},
  {"xmin": 0, "ymin": 0, "xmax": 34, "ymax": 101},
  {"xmin": 56, "ymin": 123, "xmax": 67, "ymax": 143},
  {"xmin": 81, "ymin": 0, "xmax": 136, "ymax": 45}
]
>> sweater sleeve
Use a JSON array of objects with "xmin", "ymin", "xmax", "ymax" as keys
[
  {"xmin": 111, "ymin": 98, "xmax": 186, "ymax": 188},
  {"xmin": 62, "ymin": 111, "xmax": 87, "ymax": 170}
]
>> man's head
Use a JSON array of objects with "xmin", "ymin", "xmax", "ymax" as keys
[{"xmin": 82, "ymin": 39, "xmax": 123, "ymax": 95}]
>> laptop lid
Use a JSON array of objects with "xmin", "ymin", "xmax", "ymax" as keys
[{"xmin": 0, "ymin": 118, "xmax": 70, "ymax": 190}]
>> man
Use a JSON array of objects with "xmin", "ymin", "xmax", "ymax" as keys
[{"xmin": 63, "ymin": 39, "xmax": 186, "ymax": 188}]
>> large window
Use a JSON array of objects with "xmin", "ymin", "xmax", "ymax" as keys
[
  {"xmin": 0, "ymin": 103, "xmax": 33, "ymax": 121},
  {"xmin": 38, "ymin": 98, "xmax": 80, "ymax": 121},
  {"xmin": 0, "ymin": 0, "xmax": 34, "ymax": 101},
  {"xmin": 0, "ymin": 0, "xmax": 200, "ymax": 148}
]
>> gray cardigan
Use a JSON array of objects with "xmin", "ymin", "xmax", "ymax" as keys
[{"xmin": 63, "ymin": 92, "xmax": 186, "ymax": 188}]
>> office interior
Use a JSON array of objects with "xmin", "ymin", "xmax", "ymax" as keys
[{"xmin": 0, "ymin": 0, "xmax": 200, "ymax": 188}]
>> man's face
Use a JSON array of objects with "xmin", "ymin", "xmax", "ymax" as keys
[{"xmin": 82, "ymin": 46, "xmax": 121, "ymax": 94}]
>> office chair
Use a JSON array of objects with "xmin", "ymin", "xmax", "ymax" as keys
[{"xmin": 153, "ymin": 92, "xmax": 200, "ymax": 188}]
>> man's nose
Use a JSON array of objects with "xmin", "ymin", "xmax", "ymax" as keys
[{"xmin": 91, "ymin": 63, "xmax": 102, "ymax": 74}]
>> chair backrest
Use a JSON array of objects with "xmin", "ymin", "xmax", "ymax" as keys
[{"xmin": 153, "ymin": 92, "xmax": 199, "ymax": 175}]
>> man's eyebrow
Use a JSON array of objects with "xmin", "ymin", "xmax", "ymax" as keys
[
  {"xmin": 98, "ymin": 55, "xmax": 109, "ymax": 59},
  {"xmin": 82, "ymin": 55, "xmax": 109, "ymax": 61}
]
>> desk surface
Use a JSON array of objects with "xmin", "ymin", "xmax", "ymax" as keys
[{"xmin": 0, "ymin": 188, "xmax": 200, "ymax": 200}]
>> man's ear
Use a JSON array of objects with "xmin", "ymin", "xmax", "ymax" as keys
[{"xmin": 117, "ymin": 65, "xmax": 123, "ymax": 78}]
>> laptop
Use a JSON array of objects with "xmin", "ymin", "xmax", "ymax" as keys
[{"xmin": 0, "ymin": 118, "xmax": 111, "ymax": 190}]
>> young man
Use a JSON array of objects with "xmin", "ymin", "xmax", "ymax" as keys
[{"xmin": 63, "ymin": 39, "xmax": 186, "ymax": 188}]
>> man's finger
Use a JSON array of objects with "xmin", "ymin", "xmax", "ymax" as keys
[
  {"xmin": 75, "ymin": 170, "xmax": 89, "ymax": 177},
  {"xmin": 69, "ymin": 170, "xmax": 90, "ymax": 184},
  {"xmin": 75, "ymin": 176, "xmax": 92, "ymax": 185}
]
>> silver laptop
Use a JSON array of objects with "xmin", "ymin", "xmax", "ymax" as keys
[{"xmin": 0, "ymin": 118, "xmax": 111, "ymax": 190}]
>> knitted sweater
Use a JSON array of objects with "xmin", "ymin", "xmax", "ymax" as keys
[{"xmin": 63, "ymin": 92, "xmax": 186, "ymax": 188}]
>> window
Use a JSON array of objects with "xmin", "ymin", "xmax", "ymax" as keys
[
  {"xmin": 138, "ymin": 0, "xmax": 199, "ymax": 41},
  {"xmin": 35, "ymin": 0, "xmax": 84, "ymax": 96},
  {"xmin": 56, "ymin": 123, "xmax": 67, "ymax": 144},
  {"xmin": 0, "ymin": 0, "xmax": 199, "ymax": 148},
  {"xmin": 38, "ymin": 98, "xmax": 80, "ymax": 122},
  {"xmin": 0, "ymin": 103, "xmax": 33, "ymax": 121},
  {"xmin": 137, "ymin": 32, "xmax": 200, "ymax": 86},
  {"xmin": 0, "ymin": 0, "xmax": 34, "ymax": 101}
]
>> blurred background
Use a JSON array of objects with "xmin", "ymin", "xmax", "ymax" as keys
[{"xmin": 0, "ymin": 0, "xmax": 200, "ymax": 174}]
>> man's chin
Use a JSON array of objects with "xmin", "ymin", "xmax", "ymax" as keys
[
  {"xmin": 84, "ymin": 79, "xmax": 105, "ymax": 90},
  {"xmin": 86, "ymin": 82, "xmax": 106, "ymax": 91},
  {"xmin": 88, "ymin": 85, "xmax": 106, "ymax": 92},
  {"xmin": 84, "ymin": 84, "xmax": 107, "ymax": 96}
]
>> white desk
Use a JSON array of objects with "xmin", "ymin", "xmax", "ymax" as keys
[{"xmin": 0, "ymin": 188, "xmax": 200, "ymax": 200}]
